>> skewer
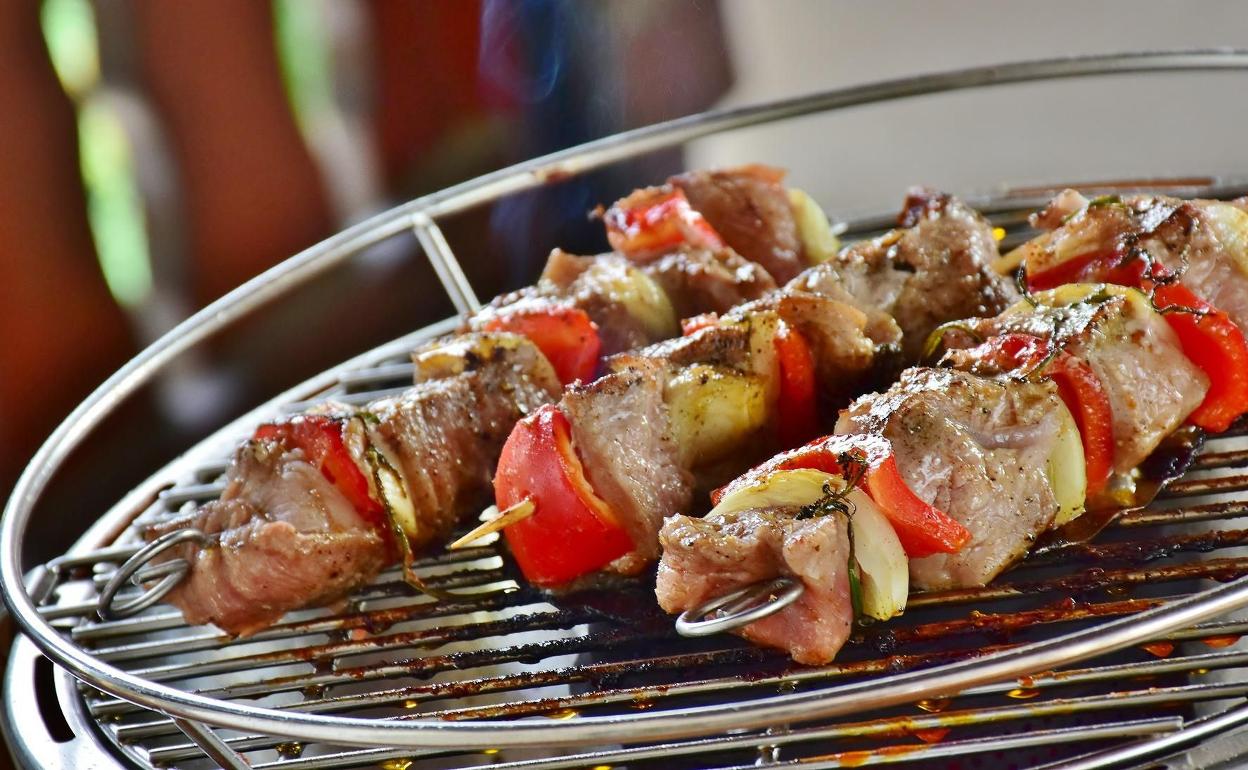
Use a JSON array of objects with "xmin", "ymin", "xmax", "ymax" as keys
[
  {"xmin": 675, "ymin": 576, "xmax": 805, "ymax": 637},
  {"xmin": 448, "ymin": 498, "xmax": 536, "ymax": 550},
  {"xmin": 97, "ymin": 528, "xmax": 207, "ymax": 621}
]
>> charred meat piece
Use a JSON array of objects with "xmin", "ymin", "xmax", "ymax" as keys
[
  {"xmin": 1018, "ymin": 192, "xmax": 1248, "ymax": 335},
  {"xmin": 837, "ymin": 368, "xmax": 1064, "ymax": 591},
  {"xmin": 942, "ymin": 291, "xmax": 1208, "ymax": 474},
  {"xmin": 561, "ymin": 360, "xmax": 694, "ymax": 574},
  {"xmin": 671, "ymin": 165, "xmax": 806, "ymax": 283},
  {"xmin": 794, "ymin": 189, "xmax": 1017, "ymax": 360},
  {"xmin": 657, "ymin": 508, "xmax": 852, "ymax": 665}
]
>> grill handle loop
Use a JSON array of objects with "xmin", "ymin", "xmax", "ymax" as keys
[
  {"xmin": 97, "ymin": 528, "xmax": 205, "ymax": 621},
  {"xmin": 675, "ymin": 576, "xmax": 805, "ymax": 637}
]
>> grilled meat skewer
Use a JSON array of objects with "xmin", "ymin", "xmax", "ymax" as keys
[
  {"xmin": 659, "ymin": 263, "xmax": 1248, "ymax": 664},
  {"xmin": 146, "ymin": 166, "xmax": 820, "ymax": 635},
  {"xmin": 494, "ymin": 189, "xmax": 1018, "ymax": 587}
]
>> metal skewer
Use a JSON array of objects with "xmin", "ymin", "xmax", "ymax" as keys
[
  {"xmin": 675, "ymin": 576, "xmax": 806, "ymax": 637},
  {"xmin": 97, "ymin": 528, "xmax": 206, "ymax": 621}
]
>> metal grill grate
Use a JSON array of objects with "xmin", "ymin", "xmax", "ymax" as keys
[
  {"xmin": 12, "ymin": 198, "xmax": 1248, "ymax": 770},
  {"xmin": 8, "ymin": 51, "xmax": 1248, "ymax": 770}
]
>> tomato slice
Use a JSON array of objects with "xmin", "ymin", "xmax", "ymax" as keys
[
  {"xmin": 603, "ymin": 186, "xmax": 725, "ymax": 258},
  {"xmin": 496, "ymin": 404, "xmax": 634, "ymax": 586},
  {"xmin": 1027, "ymin": 250, "xmax": 1248, "ymax": 432},
  {"xmin": 713, "ymin": 434, "xmax": 971, "ymax": 557},
  {"xmin": 254, "ymin": 415, "xmax": 387, "ymax": 529},
  {"xmin": 957, "ymin": 333, "xmax": 1114, "ymax": 497},
  {"xmin": 482, "ymin": 305, "xmax": 601, "ymax": 385},
  {"xmin": 773, "ymin": 321, "xmax": 818, "ymax": 447}
]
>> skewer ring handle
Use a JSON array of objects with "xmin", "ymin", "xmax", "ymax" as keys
[
  {"xmin": 675, "ymin": 576, "xmax": 805, "ymax": 637},
  {"xmin": 97, "ymin": 528, "xmax": 206, "ymax": 621}
]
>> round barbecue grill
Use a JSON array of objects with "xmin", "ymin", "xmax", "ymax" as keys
[{"xmin": 7, "ymin": 50, "xmax": 1248, "ymax": 770}]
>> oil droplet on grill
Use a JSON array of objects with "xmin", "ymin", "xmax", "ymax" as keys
[
  {"xmin": 1194, "ymin": 668, "xmax": 1210, "ymax": 675},
  {"xmin": 631, "ymin": 696, "xmax": 654, "ymax": 710},
  {"xmin": 1203, "ymin": 635, "xmax": 1241, "ymax": 648},
  {"xmin": 837, "ymin": 750, "xmax": 872, "ymax": 767},
  {"xmin": 916, "ymin": 698, "xmax": 951, "ymax": 713},
  {"xmin": 545, "ymin": 708, "xmax": 579, "ymax": 720},
  {"xmin": 275, "ymin": 742, "xmax": 304, "ymax": 759},
  {"xmin": 591, "ymin": 766, "xmax": 613, "ymax": 770},
  {"xmin": 379, "ymin": 760, "xmax": 412, "ymax": 770},
  {"xmin": 403, "ymin": 699, "xmax": 420, "ymax": 709},
  {"xmin": 1106, "ymin": 584, "xmax": 1130, "ymax": 596},
  {"xmin": 1007, "ymin": 688, "xmax": 1040, "ymax": 700},
  {"xmin": 992, "ymin": 227, "xmax": 1007, "ymax": 241},
  {"xmin": 914, "ymin": 727, "xmax": 950, "ymax": 744},
  {"xmin": 483, "ymin": 748, "xmax": 500, "ymax": 755},
  {"xmin": 1141, "ymin": 641, "xmax": 1175, "ymax": 658}
]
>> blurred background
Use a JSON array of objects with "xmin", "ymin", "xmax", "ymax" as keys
[{"xmin": 3, "ymin": 0, "xmax": 1247, "ymax": 573}]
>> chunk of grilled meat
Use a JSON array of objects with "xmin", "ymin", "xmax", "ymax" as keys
[
  {"xmin": 671, "ymin": 165, "xmax": 807, "ymax": 283},
  {"xmin": 657, "ymin": 507, "xmax": 853, "ymax": 665},
  {"xmin": 942, "ymin": 290, "xmax": 1208, "ymax": 474},
  {"xmin": 147, "ymin": 334, "xmax": 560, "ymax": 634},
  {"xmin": 643, "ymin": 247, "xmax": 777, "ymax": 318},
  {"xmin": 149, "ymin": 443, "xmax": 389, "ymax": 636},
  {"xmin": 1017, "ymin": 191, "xmax": 1248, "ymax": 334},
  {"xmin": 837, "ymin": 367, "xmax": 1065, "ymax": 591},
  {"xmin": 793, "ymin": 189, "xmax": 1017, "ymax": 360},
  {"xmin": 561, "ymin": 360, "xmax": 694, "ymax": 574},
  {"xmin": 369, "ymin": 334, "xmax": 562, "ymax": 552}
]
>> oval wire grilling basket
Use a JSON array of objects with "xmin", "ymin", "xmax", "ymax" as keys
[{"xmin": 7, "ymin": 50, "xmax": 1248, "ymax": 770}]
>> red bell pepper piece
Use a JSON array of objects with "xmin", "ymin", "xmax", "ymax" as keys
[
  {"xmin": 1027, "ymin": 250, "xmax": 1248, "ymax": 432},
  {"xmin": 1147, "ymin": 283, "xmax": 1248, "ymax": 432},
  {"xmin": 496, "ymin": 404, "xmax": 634, "ymax": 586},
  {"xmin": 774, "ymin": 321, "xmax": 818, "ymax": 447},
  {"xmin": 1025, "ymin": 249, "xmax": 1139, "ymax": 292},
  {"xmin": 603, "ymin": 186, "xmax": 725, "ymax": 258},
  {"xmin": 482, "ymin": 304, "xmax": 601, "ymax": 385},
  {"xmin": 253, "ymin": 415, "xmax": 387, "ymax": 529},
  {"xmin": 713, "ymin": 434, "xmax": 971, "ymax": 558},
  {"xmin": 957, "ymin": 333, "xmax": 1114, "ymax": 497}
]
